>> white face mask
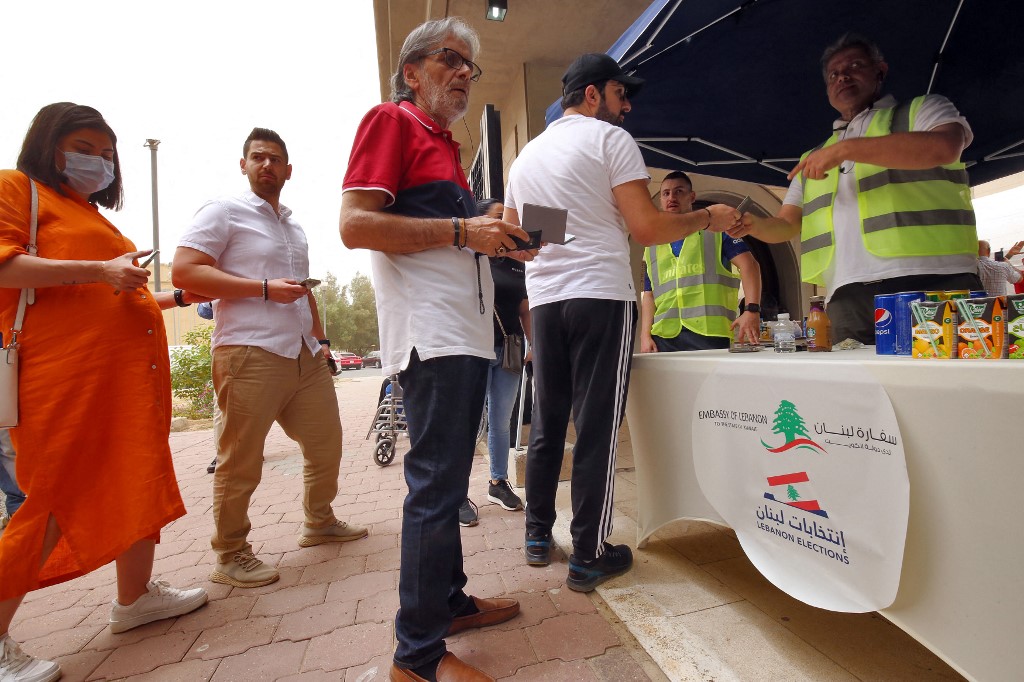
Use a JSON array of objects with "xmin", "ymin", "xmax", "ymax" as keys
[{"xmin": 62, "ymin": 151, "xmax": 115, "ymax": 195}]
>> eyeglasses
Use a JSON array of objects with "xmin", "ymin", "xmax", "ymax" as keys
[{"xmin": 424, "ymin": 47, "xmax": 483, "ymax": 82}]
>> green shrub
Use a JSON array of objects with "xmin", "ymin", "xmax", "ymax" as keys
[{"xmin": 170, "ymin": 325, "xmax": 215, "ymax": 419}]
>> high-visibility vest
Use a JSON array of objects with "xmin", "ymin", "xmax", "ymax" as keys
[
  {"xmin": 644, "ymin": 232, "xmax": 739, "ymax": 339},
  {"xmin": 800, "ymin": 96, "xmax": 977, "ymax": 286}
]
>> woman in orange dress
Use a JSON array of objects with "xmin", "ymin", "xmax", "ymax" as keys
[{"xmin": 0, "ymin": 103, "xmax": 209, "ymax": 682}]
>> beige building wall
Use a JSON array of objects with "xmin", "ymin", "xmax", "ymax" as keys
[{"xmin": 147, "ymin": 262, "xmax": 209, "ymax": 346}]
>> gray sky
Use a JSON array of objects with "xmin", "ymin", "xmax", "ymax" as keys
[{"xmin": 0, "ymin": 0, "xmax": 380, "ymax": 282}]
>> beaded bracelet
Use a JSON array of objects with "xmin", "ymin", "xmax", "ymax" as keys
[{"xmin": 262, "ymin": 279, "xmax": 269, "ymax": 300}]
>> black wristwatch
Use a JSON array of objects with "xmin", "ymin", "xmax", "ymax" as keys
[
  {"xmin": 173, "ymin": 289, "xmax": 191, "ymax": 307},
  {"xmin": 744, "ymin": 303, "xmax": 761, "ymax": 314},
  {"xmin": 318, "ymin": 339, "xmax": 331, "ymax": 346}
]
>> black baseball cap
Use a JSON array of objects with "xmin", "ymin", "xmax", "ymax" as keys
[{"xmin": 562, "ymin": 53, "xmax": 645, "ymax": 98}]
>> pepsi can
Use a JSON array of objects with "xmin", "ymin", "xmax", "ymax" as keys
[
  {"xmin": 895, "ymin": 291, "xmax": 926, "ymax": 355},
  {"xmin": 874, "ymin": 294, "xmax": 897, "ymax": 354}
]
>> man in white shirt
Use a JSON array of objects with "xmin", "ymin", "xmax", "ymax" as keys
[
  {"xmin": 504, "ymin": 53, "xmax": 739, "ymax": 593},
  {"xmin": 173, "ymin": 128, "xmax": 366, "ymax": 589},
  {"xmin": 977, "ymin": 240, "xmax": 1023, "ymax": 295},
  {"xmin": 734, "ymin": 34, "xmax": 981, "ymax": 343}
]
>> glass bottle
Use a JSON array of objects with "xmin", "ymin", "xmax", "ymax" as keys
[{"xmin": 806, "ymin": 296, "xmax": 832, "ymax": 352}]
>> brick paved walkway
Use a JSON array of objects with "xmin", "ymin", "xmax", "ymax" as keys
[{"xmin": 8, "ymin": 376, "xmax": 661, "ymax": 681}]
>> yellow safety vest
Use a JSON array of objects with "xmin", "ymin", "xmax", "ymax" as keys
[
  {"xmin": 644, "ymin": 232, "xmax": 739, "ymax": 339},
  {"xmin": 800, "ymin": 96, "xmax": 977, "ymax": 286}
]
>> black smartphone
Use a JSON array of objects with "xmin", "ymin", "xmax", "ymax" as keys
[
  {"xmin": 510, "ymin": 230, "xmax": 542, "ymax": 251},
  {"xmin": 299, "ymin": 278, "xmax": 321, "ymax": 289}
]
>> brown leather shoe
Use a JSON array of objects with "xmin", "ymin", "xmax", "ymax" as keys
[
  {"xmin": 390, "ymin": 652, "xmax": 494, "ymax": 681},
  {"xmin": 447, "ymin": 595, "xmax": 520, "ymax": 636}
]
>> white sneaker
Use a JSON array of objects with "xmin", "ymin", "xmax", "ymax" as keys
[
  {"xmin": 0, "ymin": 634, "xmax": 60, "ymax": 682},
  {"xmin": 108, "ymin": 580, "xmax": 208, "ymax": 634}
]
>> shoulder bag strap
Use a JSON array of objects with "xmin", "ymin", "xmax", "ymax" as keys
[
  {"xmin": 10, "ymin": 180, "xmax": 38, "ymax": 342},
  {"xmin": 494, "ymin": 310, "xmax": 508, "ymax": 339}
]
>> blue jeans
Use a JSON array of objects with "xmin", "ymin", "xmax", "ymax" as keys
[
  {"xmin": 0, "ymin": 429, "xmax": 25, "ymax": 517},
  {"xmin": 394, "ymin": 350, "xmax": 488, "ymax": 668},
  {"xmin": 485, "ymin": 343, "xmax": 522, "ymax": 481}
]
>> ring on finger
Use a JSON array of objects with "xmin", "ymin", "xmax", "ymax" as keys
[{"xmin": 496, "ymin": 245, "xmax": 506, "ymax": 255}]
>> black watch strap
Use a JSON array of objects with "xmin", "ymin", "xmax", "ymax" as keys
[
  {"xmin": 173, "ymin": 289, "xmax": 191, "ymax": 307},
  {"xmin": 745, "ymin": 303, "xmax": 761, "ymax": 313}
]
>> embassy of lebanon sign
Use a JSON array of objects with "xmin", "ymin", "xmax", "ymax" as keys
[{"xmin": 691, "ymin": 362, "xmax": 909, "ymax": 612}]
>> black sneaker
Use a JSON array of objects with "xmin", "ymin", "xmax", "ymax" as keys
[
  {"xmin": 459, "ymin": 498, "xmax": 479, "ymax": 527},
  {"xmin": 206, "ymin": 458, "xmax": 217, "ymax": 474},
  {"xmin": 525, "ymin": 532, "xmax": 552, "ymax": 566},
  {"xmin": 487, "ymin": 480, "xmax": 523, "ymax": 511},
  {"xmin": 566, "ymin": 542, "xmax": 633, "ymax": 592}
]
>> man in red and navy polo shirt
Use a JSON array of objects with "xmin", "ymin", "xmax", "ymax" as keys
[{"xmin": 340, "ymin": 16, "xmax": 532, "ymax": 682}]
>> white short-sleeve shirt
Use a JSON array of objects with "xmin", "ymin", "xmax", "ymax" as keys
[
  {"xmin": 179, "ymin": 191, "xmax": 319, "ymax": 358},
  {"xmin": 505, "ymin": 114, "xmax": 650, "ymax": 308}
]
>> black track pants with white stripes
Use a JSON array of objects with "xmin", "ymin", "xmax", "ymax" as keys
[{"xmin": 524, "ymin": 298, "xmax": 636, "ymax": 561}]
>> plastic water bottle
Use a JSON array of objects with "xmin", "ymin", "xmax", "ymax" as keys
[{"xmin": 773, "ymin": 313, "xmax": 797, "ymax": 353}]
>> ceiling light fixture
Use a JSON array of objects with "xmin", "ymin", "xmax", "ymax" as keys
[{"xmin": 485, "ymin": 0, "xmax": 507, "ymax": 21}]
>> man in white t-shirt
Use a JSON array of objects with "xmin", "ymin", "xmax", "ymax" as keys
[
  {"xmin": 504, "ymin": 53, "xmax": 739, "ymax": 592},
  {"xmin": 733, "ymin": 34, "xmax": 981, "ymax": 343},
  {"xmin": 173, "ymin": 128, "xmax": 367, "ymax": 590}
]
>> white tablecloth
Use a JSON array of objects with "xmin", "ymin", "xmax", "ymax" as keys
[{"xmin": 625, "ymin": 347, "xmax": 1022, "ymax": 682}]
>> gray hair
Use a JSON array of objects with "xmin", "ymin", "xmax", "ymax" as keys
[
  {"xmin": 820, "ymin": 33, "xmax": 885, "ymax": 81},
  {"xmin": 390, "ymin": 17, "xmax": 481, "ymax": 103}
]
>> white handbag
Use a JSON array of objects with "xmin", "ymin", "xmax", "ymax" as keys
[{"xmin": 1, "ymin": 179, "xmax": 38, "ymax": 427}]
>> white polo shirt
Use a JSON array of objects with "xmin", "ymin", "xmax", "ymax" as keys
[{"xmin": 179, "ymin": 191, "xmax": 320, "ymax": 358}]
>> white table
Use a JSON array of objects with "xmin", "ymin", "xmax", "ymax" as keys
[{"xmin": 625, "ymin": 348, "xmax": 1022, "ymax": 682}]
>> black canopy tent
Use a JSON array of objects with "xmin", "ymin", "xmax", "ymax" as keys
[{"xmin": 547, "ymin": 0, "xmax": 1024, "ymax": 187}]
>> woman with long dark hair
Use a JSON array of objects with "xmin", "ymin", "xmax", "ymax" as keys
[{"xmin": 0, "ymin": 103, "xmax": 209, "ymax": 681}]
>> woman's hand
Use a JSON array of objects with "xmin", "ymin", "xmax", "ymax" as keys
[{"xmin": 102, "ymin": 250, "xmax": 152, "ymax": 294}]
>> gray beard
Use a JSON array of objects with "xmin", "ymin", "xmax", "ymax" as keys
[{"xmin": 420, "ymin": 78, "xmax": 469, "ymax": 126}]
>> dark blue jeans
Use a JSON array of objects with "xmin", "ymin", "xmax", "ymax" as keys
[
  {"xmin": 0, "ymin": 429, "xmax": 25, "ymax": 517},
  {"xmin": 394, "ymin": 350, "xmax": 488, "ymax": 668}
]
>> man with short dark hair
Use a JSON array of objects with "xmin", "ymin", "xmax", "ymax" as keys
[
  {"xmin": 640, "ymin": 171, "xmax": 762, "ymax": 352},
  {"xmin": 173, "ymin": 127, "xmax": 366, "ymax": 590},
  {"xmin": 735, "ymin": 34, "xmax": 980, "ymax": 343},
  {"xmin": 340, "ymin": 17, "xmax": 529, "ymax": 682},
  {"xmin": 504, "ymin": 53, "xmax": 739, "ymax": 593}
]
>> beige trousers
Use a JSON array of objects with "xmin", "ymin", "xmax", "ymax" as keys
[{"xmin": 210, "ymin": 344, "xmax": 341, "ymax": 563}]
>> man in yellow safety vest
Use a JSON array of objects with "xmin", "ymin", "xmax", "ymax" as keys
[
  {"xmin": 731, "ymin": 33, "xmax": 980, "ymax": 344},
  {"xmin": 640, "ymin": 171, "xmax": 762, "ymax": 352}
]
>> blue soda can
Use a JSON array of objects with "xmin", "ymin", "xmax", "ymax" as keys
[
  {"xmin": 970, "ymin": 290, "xmax": 988, "ymax": 299},
  {"xmin": 874, "ymin": 294, "xmax": 897, "ymax": 354},
  {"xmin": 895, "ymin": 291, "xmax": 926, "ymax": 355}
]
